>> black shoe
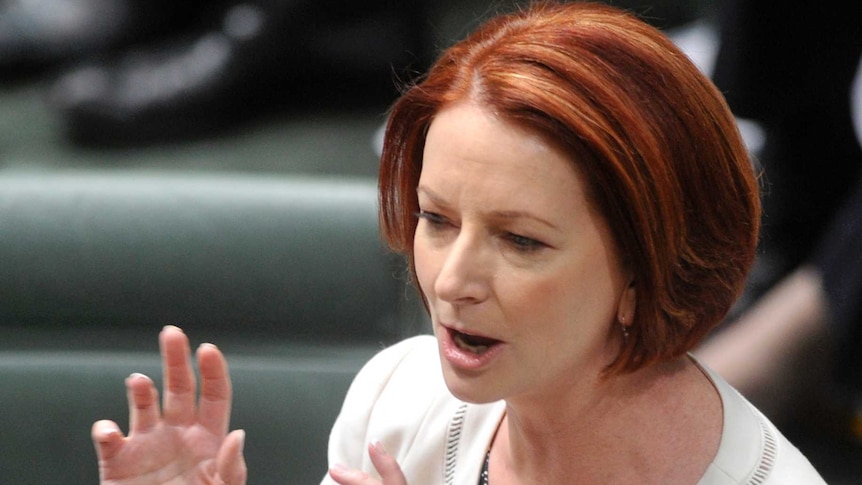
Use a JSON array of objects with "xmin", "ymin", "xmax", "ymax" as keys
[{"xmin": 47, "ymin": 1, "xmax": 431, "ymax": 147}]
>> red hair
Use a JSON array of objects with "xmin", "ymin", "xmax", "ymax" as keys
[{"xmin": 379, "ymin": 1, "xmax": 760, "ymax": 373}]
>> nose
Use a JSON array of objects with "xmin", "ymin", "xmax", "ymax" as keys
[{"xmin": 433, "ymin": 229, "xmax": 490, "ymax": 305}]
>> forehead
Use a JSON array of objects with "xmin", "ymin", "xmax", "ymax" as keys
[{"xmin": 420, "ymin": 102, "xmax": 586, "ymax": 205}]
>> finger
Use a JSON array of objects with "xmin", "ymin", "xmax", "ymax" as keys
[
  {"xmin": 368, "ymin": 442, "xmax": 408, "ymax": 485},
  {"xmin": 160, "ymin": 325, "xmax": 197, "ymax": 426},
  {"xmin": 92, "ymin": 420, "xmax": 125, "ymax": 463},
  {"xmin": 328, "ymin": 442, "xmax": 406, "ymax": 485},
  {"xmin": 196, "ymin": 343, "xmax": 232, "ymax": 436},
  {"xmin": 216, "ymin": 429, "xmax": 247, "ymax": 485},
  {"xmin": 328, "ymin": 465, "xmax": 380, "ymax": 485},
  {"xmin": 126, "ymin": 373, "xmax": 160, "ymax": 434}
]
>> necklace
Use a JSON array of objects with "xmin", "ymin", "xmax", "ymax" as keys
[{"xmin": 479, "ymin": 451, "xmax": 490, "ymax": 485}]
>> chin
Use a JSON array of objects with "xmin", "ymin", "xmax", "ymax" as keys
[{"xmin": 439, "ymin": 362, "xmax": 506, "ymax": 405}]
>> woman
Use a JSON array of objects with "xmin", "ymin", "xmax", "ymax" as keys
[{"xmin": 92, "ymin": 2, "xmax": 825, "ymax": 483}]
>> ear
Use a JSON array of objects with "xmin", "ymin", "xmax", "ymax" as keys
[{"xmin": 617, "ymin": 277, "xmax": 637, "ymax": 327}]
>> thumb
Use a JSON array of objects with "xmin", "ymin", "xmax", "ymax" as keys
[
  {"xmin": 216, "ymin": 429, "xmax": 247, "ymax": 485},
  {"xmin": 92, "ymin": 420, "xmax": 125, "ymax": 462},
  {"xmin": 368, "ymin": 441, "xmax": 407, "ymax": 485}
]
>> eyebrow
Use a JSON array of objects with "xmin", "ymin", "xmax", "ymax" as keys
[
  {"xmin": 416, "ymin": 185, "xmax": 561, "ymax": 231},
  {"xmin": 490, "ymin": 210, "xmax": 560, "ymax": 230}
]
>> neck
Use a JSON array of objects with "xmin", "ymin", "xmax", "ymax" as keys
[{"xmin": 491, "ymin": 356, "xmax": 721, "ymax": 484}]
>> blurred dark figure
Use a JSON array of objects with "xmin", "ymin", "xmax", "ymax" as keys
[
  {"xmin": 5, "ymin": 0, "xmax": 709, "ymax": 148},
  {"xmin": 0, "ymin": 0, "xmax": 210, "ymax": 80},
  {"xmin": 712, "ymin": 0, "xmax": 862, "ymax": 288},
  {"xmin": 7, "ymin": 0, "xmax": 432, "ymax": 146},
  {"xmin": 700, "ymin": 0, "xmax": 862, "ymax": 479}
]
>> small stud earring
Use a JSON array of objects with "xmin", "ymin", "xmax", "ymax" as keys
[{"xmin": 619, "ymin": 315, "xmax": 630, "ymax": 340}]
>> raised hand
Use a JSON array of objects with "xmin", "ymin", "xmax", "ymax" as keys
[
  {"xmin": 329, "ymin": 442, "xmax": 408, "ymax": 485},
  {"xmin": 92, "ymin": 326, "xmax": 247, "ymax": 484}
]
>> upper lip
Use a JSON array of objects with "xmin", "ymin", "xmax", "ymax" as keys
[{"xmin": 440, "ymin": 321, "xmax": 503, "ymax": 342}]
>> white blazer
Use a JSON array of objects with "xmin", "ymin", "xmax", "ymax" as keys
[{"xmin": 323, "ymin": 336, "xmax": 826, "ymax": 484}]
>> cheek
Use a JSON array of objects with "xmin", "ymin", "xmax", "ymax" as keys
[
  {"xmin": 505, "ymin": 264, "xmax": 616, "ymax": 339},
  {"xmin": 510, "ymin": 275, "xmax": 576, "ymax": 325}
]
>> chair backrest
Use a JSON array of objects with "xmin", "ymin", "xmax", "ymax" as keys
[{"xmin": 0, "ymin": 172, "xmax": 421, "ymax": 350}]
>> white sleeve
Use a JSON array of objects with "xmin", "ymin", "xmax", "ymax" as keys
[{"xmin": 319, "ymin": 336, "xmax": 434, "ymax": 484}]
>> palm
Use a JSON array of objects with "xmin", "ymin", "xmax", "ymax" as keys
[
  {"xmin": 93, "ymin": 326, "xmax": 246, "ymax": 485},
  {"xmin": 100, "ymin": 423, "xmax": 220, "ymax": 483}
]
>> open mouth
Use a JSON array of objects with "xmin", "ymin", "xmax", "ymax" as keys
[{"xmin": 451, "ymin": 329, "xmax": 501, "ymax": 355}]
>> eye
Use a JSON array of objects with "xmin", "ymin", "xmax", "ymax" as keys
[
  {"xmin": 416, "ymin": 210, "xmax": 450, "ymax": 228},
  {"xmin": 503, "ymin": 232, "xmax": 546, "ymax": 252}
]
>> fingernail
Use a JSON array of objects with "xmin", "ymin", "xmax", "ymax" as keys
[
  {"xmin": 198, "ymin": 343, "xmax": 218, "ymax": 351},
  {"xmin": 333, "ymin": 463, "xmax": 348, "ymax": 472},
  {"xmin": 126, "ymin": 372, "xmax": 150, "ymax": 384},
  {"xmin": 237, "ymin": 429, "xmax": 246, "ymax": 454},
  {"xmin": 371, "ymin": 440, "xmax": 388, "ymax": 456},
  {"xmin": 162, "ymin": 325, "xmax": 183, "ymax": 333}
]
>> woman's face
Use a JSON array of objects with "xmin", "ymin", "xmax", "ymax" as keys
[{"xmin": 414, "ymin": 102, "xmax": 635, "ymax": 405}]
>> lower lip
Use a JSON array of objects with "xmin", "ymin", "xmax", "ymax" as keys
[{"xmin": 439, "ymin": 327, "xmax": 505, "ymax": 371}]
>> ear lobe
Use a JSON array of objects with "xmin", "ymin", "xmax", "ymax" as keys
[{"xmin": 617, "ymin": 279, "xmax": 637, "ymax": 326}]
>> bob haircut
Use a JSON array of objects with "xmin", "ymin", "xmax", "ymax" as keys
[{"xmin": 378, "ymin": 1, "xmax": 760, "ymax": 374}]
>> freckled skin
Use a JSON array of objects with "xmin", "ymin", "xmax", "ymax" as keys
[{"xmin": 414, "ymin": 101, "xmax": 635, "ymax": 408}]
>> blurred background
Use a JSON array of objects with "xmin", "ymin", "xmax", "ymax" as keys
[
  {"xmin": 0, "ymin": 0, "xmax": 715, "ymax": 174},
  {"xmin": 1, "ymin": 0, "xmax": 860, "ymax": 483}
]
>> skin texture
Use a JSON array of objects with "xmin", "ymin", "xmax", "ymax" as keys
[
  {"xmin": 92, "ymin": 326, "xmax": 247, "ymax": 485},
  {"xmin": 414, "ymin": 101, "xmax": 636, "ymax": 408}
]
